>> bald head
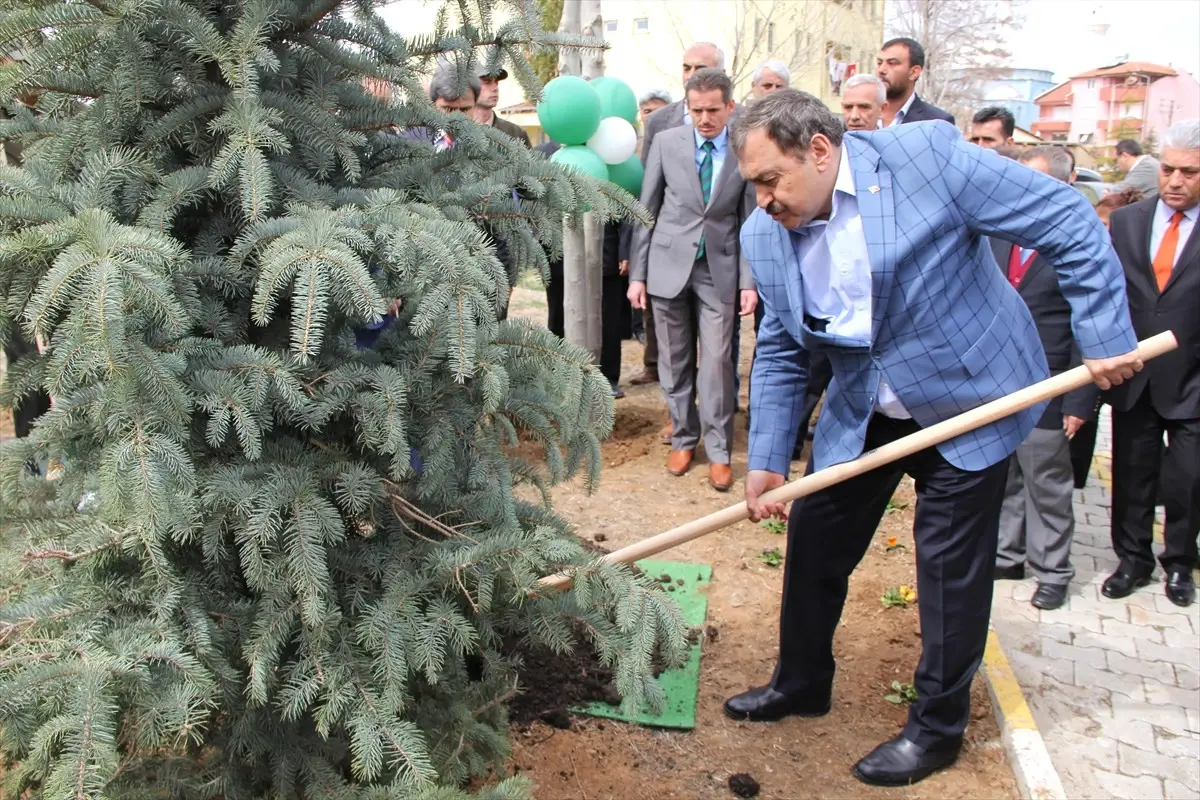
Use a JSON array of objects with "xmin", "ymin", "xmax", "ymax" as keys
[{"xmin": 682, "ymin": 42, "xmax": 724, "ymax": 86}]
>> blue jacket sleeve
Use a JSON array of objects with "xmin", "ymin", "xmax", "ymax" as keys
[
  {"xmin": 931, "ymin": 122, "xmax": 1137, "ymax": 360},
  {"xmin": 741, "ymin": 211, "xmax": 809, "ymax": 476}
]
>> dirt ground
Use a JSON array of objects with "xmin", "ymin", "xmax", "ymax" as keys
[
  {"xmin": 499, "ymin": 289, "xmax": 1017, "ymax": 800},
  {"xmin": 0, "ymin": 293, "xmax": 1018, "ymax": 799}
]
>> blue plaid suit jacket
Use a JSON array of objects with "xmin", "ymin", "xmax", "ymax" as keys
[{"xmin": 743, "ymin": 121, "xmax": 1138, "ymax": 476}]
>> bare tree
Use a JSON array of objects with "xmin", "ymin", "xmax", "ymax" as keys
[
  {"xmin": 886, "ymin": 0, "xmax": 1025, "ymax": 124},
  {"xmin": 558, "ymin": 0, "xmax": 604, "ymax": 361}
]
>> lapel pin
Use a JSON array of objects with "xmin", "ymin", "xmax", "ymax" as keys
[{"xmin": 868, "ymin": 185, "xmax": 881, "ymax": 194}]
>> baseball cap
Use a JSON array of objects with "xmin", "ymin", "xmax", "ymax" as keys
[{"xmin": 475, "ymin": 64, "xmax": 508, "ymax": 80}]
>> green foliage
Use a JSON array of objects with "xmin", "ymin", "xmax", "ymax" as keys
[
  {"xmin": 529, "ymin": 0, "xmax": 564, "ymax": 86},
  {"xmin": 0, "ymin": 0, "xmax": 677, "ymax": 798}
]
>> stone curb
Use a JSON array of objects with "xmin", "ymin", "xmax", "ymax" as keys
[{"xmin": 982, "ymin": 629, "xmax": 1067, "ymax": 800}]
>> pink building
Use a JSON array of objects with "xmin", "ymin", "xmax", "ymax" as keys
[{"xmin": 1031, "ymin": 61, "xmax": 1200, "ymax": 152}]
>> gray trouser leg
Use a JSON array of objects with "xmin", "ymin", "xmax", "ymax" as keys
[
  {"xmin": 1008, "ymin": 427, "xmax": 1077, "ymax": 585},
  {"xmin": 997, "ymin": 453, "xmax": 1026, "ymax": 570},
  {"xmin": 652, "ymin": 289, "xmax": 700, "ymax": 453}
]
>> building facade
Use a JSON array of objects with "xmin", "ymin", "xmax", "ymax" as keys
[
  {"xmin": 597, "ymin": 0, "xmax": 885, "ymax": 109},
  {"xmin": 1032, "ymin": 61, "xmax": 1200, "ymax": 150},
  {"xmin": 949, "ymin": 67, "xmax": 1056, "ymax": 132}
]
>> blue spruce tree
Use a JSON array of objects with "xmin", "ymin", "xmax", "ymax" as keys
[{"xmin": 0, "ymin": 0, "xmax": 686, "ymax": 796}]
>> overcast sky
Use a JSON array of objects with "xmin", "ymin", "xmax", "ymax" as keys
[{"xmin": 1008, "ymin": 0, "xmax": 1200, "ymax": 82}]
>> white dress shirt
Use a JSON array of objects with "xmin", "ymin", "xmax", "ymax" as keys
[
  {"xmin": 1150, "ymin": 200, "xmax": 1199, "ymax": 269},
  {"xmin": 887, "ymin": 92, "xmax": 917, "ymax": 127},
  {"xmin": 789, "ymin": 147, "xmax": 910, "ymax": 419}
]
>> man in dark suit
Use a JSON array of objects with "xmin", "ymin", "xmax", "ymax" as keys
[
  {"xmin": 1103, "ymin": 119, "xmax": 1200, "ymax": 608},
  {"xmin": 991, "ymin": 146, "xmax": 1100, "ymax": 611},
  {"xmin": 876, "ymin": 38, "xmax": 955, "ymax": 127}
]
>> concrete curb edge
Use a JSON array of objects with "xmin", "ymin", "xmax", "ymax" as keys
[{"xmin": 982, "ymin": 629, "xmax": 1067, "ymax": 800}]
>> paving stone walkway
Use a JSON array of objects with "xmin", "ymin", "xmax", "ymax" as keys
[{"xmin": 990, "ymin": 406, "xmax": 1200, "ymax": 800}]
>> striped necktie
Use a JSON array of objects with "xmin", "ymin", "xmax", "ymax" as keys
[{"xmin": 697, "ymin": 139, "xmax": 715, "ymax": 260}]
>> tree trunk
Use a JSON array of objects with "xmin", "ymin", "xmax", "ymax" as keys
[
  {"xmin": 579, "ymin": 0, "xmax": 604, "ymax": 360},
  {"xmin": 579, "ymin": 0, "xmax": 605, "ymax": 80},
  {"xmin": 561, "ymin": 218, "xmax": 589, "ymax": 351},
  {"xmin": 556, "ymin": 0, "xmax": 581, "ymax": 79},
  {"xmin": 556, "ymin": 0, "xmax": 605, "ymax": 362}
]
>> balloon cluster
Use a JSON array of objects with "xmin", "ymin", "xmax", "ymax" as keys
[{"xmin": 537, "ymin": 75, "xmax": 644, "ymax": 198}]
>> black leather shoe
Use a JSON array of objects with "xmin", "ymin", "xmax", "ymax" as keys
[
  {"xmin": 1165, "ymin": 570, "xmax": 1196, "ymax": 607},
  {"xmin": 852, "ymin": 735, "xmax": 961, "ymax": 787},
  {"xmin": 1031, "ymin": 582, "xmax": 1068, "ymax": 610},
  {"xmin": 1101, "ymin": 568, "xmax": 1152, "ymax": 599},
  {"xmin": 994, "ymin": 564, "xmax": 1025, "ymax": 580},
  {"xmin": 723, "ymin": 686, "xmax": 831, "ymax": 722}
]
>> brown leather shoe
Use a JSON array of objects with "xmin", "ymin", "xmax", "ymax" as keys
[
  {"xmin": 658, "ymin": 422, "xmax": 673, "ymax": 445},
  {"xmin": 629, "ymin": 369, "xmax": 659, "ymax": 386},
  {"xmin": 709, "ymin": 463, "xmax": 733, "ymax": 492},
  {"xmin": 666, "ymin": 449, "xmax": 694, "ymax": 476}
]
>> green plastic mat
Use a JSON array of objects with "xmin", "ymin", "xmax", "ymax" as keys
[{"xmin": 573, "ymin": 559, "xmax": 712, "ymax": 729}]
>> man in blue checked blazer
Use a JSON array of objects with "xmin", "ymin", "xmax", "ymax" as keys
[{"xmin": 721, "ymin": 90, "xmax": 1143, "ymax": 787}]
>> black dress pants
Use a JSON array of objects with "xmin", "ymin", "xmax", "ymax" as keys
[
  {"xmin": 600, "ymin": 273, "xmax": 630, "ymax": 385},
  {"xmin": 545, "ymin": 257, "xmax": 564, "ymax": 339},
  {"xmin": 4, "ymin": 333, "xmax": 51, "ymax": 438},
  {"xmin": 771, "ymin": 414, "xmax": 1008, "ymax": 748},
  {"xmin": 1111, "ymin": 390, "xmax": 1200, "ymax": 574}
]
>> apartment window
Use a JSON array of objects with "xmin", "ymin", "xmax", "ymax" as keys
[
  {"xmin": 634, "ymin": 17, "xmax": 648, "ymax": 33},
  {"xmin": 605, "ymin": 20, "xmax": 616, "ymax": 33},
  {"xmin": 1087, "ymin": 79, "xmax": 1095, "ymax": 89},
  {"xmin": 768, "ymin": 22, "xmax": 776, "ymax": 51}
]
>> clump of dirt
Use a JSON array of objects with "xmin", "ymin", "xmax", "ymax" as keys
[
  {"xmin": 505, "ymin": 405, "xmax": 667, "ymax": 471},
  {"xmin": 728, "ymin": 773, "xmax": 760, "ymax": 797},
  {"xmin": 507, "ymin": 639, "xmax": 619, "ymax": 729}
]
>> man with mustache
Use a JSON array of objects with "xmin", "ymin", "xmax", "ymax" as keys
[
  {"xmin": 628, "ymin": 68, "xmax": 757, "ymax": 492},
  {"xmin": 724, "ymin": 90, "xmax": 1140, "ymax": 786},
  {"xmin": 840, "ymin": 73, "xmax": 887, "ymax": 132},
  {"xmin": 1102, "ymin": 119, "xmax": 1200, "ymax": 608}
]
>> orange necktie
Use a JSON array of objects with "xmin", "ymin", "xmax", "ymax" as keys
[{"xmin": 1152, "ymin": 211, "xmax": 1184, "ymax": 291}]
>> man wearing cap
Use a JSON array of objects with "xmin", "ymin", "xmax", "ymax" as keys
[{"xmin": 472, "ymin": 65, "xmax": 531, "ymax": 148}]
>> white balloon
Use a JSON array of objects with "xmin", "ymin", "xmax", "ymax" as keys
[{"xmin": 587, "ymin": 117, "xmax": 638, "ymax": 165}]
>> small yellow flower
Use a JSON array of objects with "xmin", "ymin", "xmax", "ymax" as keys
[{"xmin": 899, "ymin": 585, "xmax": 917, "ymax": 604}]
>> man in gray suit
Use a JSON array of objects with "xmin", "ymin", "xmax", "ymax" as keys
[
  {"xmin": 1113, "ymin": 139, "xmax": 1160, "ymax": 198},
  {"xmin": 629, "ymin": 69, "xmax": 757, "ymax": 492},
  {"xmin": 632, "ymin": 41, "xmax": 726, "ymax": 422},
  {"xmin": 992, "ymin": 146, "xmax": 1100, "ymax": 611}
]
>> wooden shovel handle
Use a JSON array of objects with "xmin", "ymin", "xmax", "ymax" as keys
[{"xmin": 537, "ymin": 331, "xmax": 1178, "ymax": 593}]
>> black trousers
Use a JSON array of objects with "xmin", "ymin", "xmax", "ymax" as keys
[
  {"xmin": 600, "ymin": 273, "xmax": 630, "ymax": 385},
  {"xmin": 1111, "ymin": 391, "xmax": 1200, "ymax": 574},
  {"xmin": 4, "ymin": 333, "xmax": 51, "ymax": 438},
  {"xmin": 545, "ymin": 257, "xmax": 564, "ymax": 339},
  {"xmin": 772, "ymin": 414, "xmax": 1008, "ymax": 748},
  {"xmin": 1070, "ymin": 416, "xmax": 1099, "ymax": 489}
]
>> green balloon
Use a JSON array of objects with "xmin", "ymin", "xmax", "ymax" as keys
[
  {"xmin": 551, "ymin": 145, "xmax": 609, "ymax": 181},
  {"xmin": 590, "ymin": 76, "xmax": 639, "ymax": 125},
  {"xmin": 537, "ymin": 76, "xmax": 602, "ymax": 145},
  {"xmin": 606, "ymin": 155, "xmax": 644, "ymax": 197}
]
